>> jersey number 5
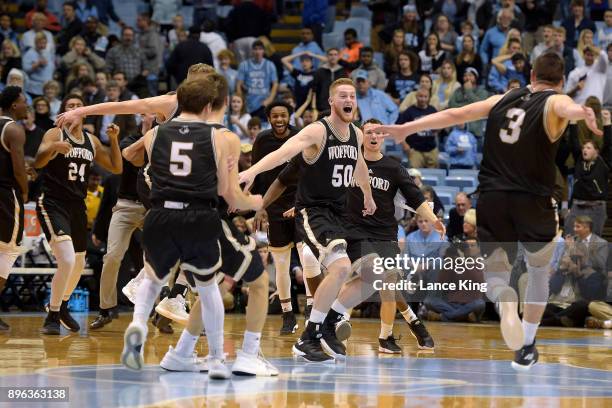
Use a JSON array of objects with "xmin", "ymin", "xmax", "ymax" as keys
[
  {"xmin": 499, "ymin": 107, "xmax": 526, "ymax": 144},
  {"xmin": 68, "ymin": 162, "xmax": 86, "ymax": 182},
  {"xmin": 170, "ymin": 142, "xmax": 193, "ymax": 177},
  {"xmin": 331, "ymin": 164, "xmax": 353, "ymax": 187}
]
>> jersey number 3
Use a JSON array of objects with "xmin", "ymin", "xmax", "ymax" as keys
[
  {"xmin": 331, "ymin": 164, "xmax": 353, "ymax": 187},
  {"xmin": 170, "ymin": 142, "xmax": 193, "ymax": 177},
  {"xmin": 499, "ymin": 107, "xmax": 525, "ymax": 144}
]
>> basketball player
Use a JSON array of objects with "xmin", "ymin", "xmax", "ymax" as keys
[
  {"xmin": 34, "ymin": 94, "xmax": 123, "ymax": 335},
  {"xmin": 121, "ymin": 77, "xmax": 263, "ymax": 379},
  {"xmin": 374, "ymin": 52, "xmax": 601, "ymax": 370},
  {"xmin": 250, "ymin": 102, "xmax": 300, "ymax": 335},
  {"xmin": 240, "ymin": 78, "xmax": 377, "ymax": 362},
  {"xmin": 0, "ymin": 87, "xmax": 29, "ymax": 332}
]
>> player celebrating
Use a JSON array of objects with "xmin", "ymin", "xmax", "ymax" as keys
[
  {"xmin": 0, "ymin": 86, "xmax": 29, "ymax": 332},
  {"xmin": 374, "ymin": 52, "xmax": 601, "ymax": 370},
  {"xmin": 34, "ymin": 94, "xmax": 123, "ymax": 335},
  {"xmin": 240, "ymin": 78, "xmax": 376, "ymax": 362}
]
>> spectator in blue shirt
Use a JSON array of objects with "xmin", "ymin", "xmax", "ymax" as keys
[
  {"xmin": 562, "ymin": 0, "xmax": 597, "ymax": 49},
  {"xmin": 290, "ymin": 27, "xmax": 324, "ymax": 70},
  {"xmin": 355, "ymin": 69, "xmax": 398, "ymax": 125},
  {"xmin": 488, "ymin": 38, "xmax": 522, "ymax": 93},
  {"xmin": 22, "ymin": 32, "xmax": 54, "ymax": 97},
  {"xmin": 0, "ymin": 14, "xmax": 18, "ymax": 44},
  {"xmin": 237, "ymin": 40, "xmax": 278, "ymax": 120},
  {"xmin": 404, "ymin": 213, "xmax": 447, "ymax": 283},
  {"xmin": 480, "ymin": 8, "xmax": 513, "ymax": 66},
  {"xmin": 444, "ymin": 124, "xmax": 478, "ymax": 170},
  {"xmin": 75, "ymin": 0, "xmax": 99, "ymax": 23}
]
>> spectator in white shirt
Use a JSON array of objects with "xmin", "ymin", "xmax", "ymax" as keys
[
  {"xmin": 565, "ymin": 46, "xmax": 608, "ymax": 104},
  {"xmin": 20, "ymin": 12, "xmax": 55, "ymax": 54}
]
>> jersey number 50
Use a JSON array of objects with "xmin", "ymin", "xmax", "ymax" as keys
[
  {"xmin": 499, "ymin": 107, "xmax": 526, "ymax": 144},
  {"xmin": 331, "ymin": 164, "xmax": 353, "ymax": 187}
]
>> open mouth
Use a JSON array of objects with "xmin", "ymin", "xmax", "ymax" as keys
[{"xmin": 343, "ymin": 106, "xmax": 353, "ymax": 114}]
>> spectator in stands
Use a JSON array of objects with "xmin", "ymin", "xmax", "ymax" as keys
[
  {"xmin": 577, "ymin": 29, "xmax": 599, "ymax": 63},
  {"xmin": 85, "ymin": 169, "xmax": 104, "ymax": 229},
  {"xmin": 290, "ymin": 26, "xmax": 324, "ymax": 70},
  {"xmin": 382, "ymin": 29, "xmax": 409, "ymax": 77},
  {"xmin": 192, "ymin": 0, "xmax": 219, "ymax": 29},
  {"xmin": 586, "ymin": 301, "xmax": 612, "ymax": 329},
  {"xmin": 200, "ymin": 20, "xmax": 226, "ymax": 70},
  {"xmin": 217, "ymin": 49, "xmax": 238, "ymax": 95},
  {"xmin": 25, "ymin": 0, "xmax": 61, "ymax": 33},
  {"xmin": 455, "ymin": 35, "xmax": 483, "ymax": 83},
  {"xmin": 57, "ymin": 2, "xmax": 84, "ymax": 56},
  {"xmin": 433, "ymin": 14, "xmax": 457, "ymax": 54},
  {"xmin": 167, "ymin": 26, "xmax": 214, "ymax": 86},
  {"xmin": 33, "ymin": 96, "xmax": 55, "ymax": 131},
  {"xmin": 75, "ymin": 0, "xmax": 99, "ymax": 23},
  {"xmin": 399, "ymin": 73, "xmax": 437, "ymax": 113},
  {"xmin": 90, "ymin": 80, "xmax": 137, "ymax": 142},
  {"xmin": 549, "ymin": 26, "xmax": 581, "ymax": 78},
  {"xmin": 23, "ymin": 107, "xmax": 45, "ymax": 159},
  {"xmin": 404, "ymin": 213, "xmax": 447, "ymax": 269},
  {"xmin": 42, "ymin": 80, "xmax": 61, "ymax": 120},
  {"xmin": 564, "ymin": 109, "xmax": 611, "ymax": 236},
  {"xmin": 0, "ymin": 40, "xmax": 20, "ymax": 85},
  {"xmin": 355, "ymin": 69, "xmax": 398, "ymax": 125},
  {"xmin": 21, "ymin": 13, "xmax": 55, "ymax": 55},
  {"xmin": 480, "ymin": 8, "xmax": 513, "ymax": 65},
  {"xmin": 112, "ymin": 71, "xmax": 137, "ymax": 101},
  {"xmin": 136, "ymin": 13, "xmax": 163, "ymax": 96},
  {"xmin": 225, "ymin": 0, "xmax": 272, "ymax": 63},
  {"xmin": 350, "ymin": 46, "xmax": 387, "ymax": 90},
  {"xmin": 239, "ymin": 143, "xmax": 253, "ymax": 170},
  {"xmin": 491, "ymin": 52, "xmax": 530, "ymax": 90},
  {"xmin": 311, "ymin": 47, "xmax": 347, "ymax": 112},
  {"xmin": 455, "ymin": 21, "xmax": 479, "ymax": 54},
  {"xmin": 167, "ymin": 15, "xmax": 184, "ymax": 52},
  {"xmin": 521, "ymin": 0, "xmax": 556, "ymax": 52},
  {"xmin": 281, "ymin": 51, "xmax": 322, "ymax": 108},
  {"xmin": 105, "ymin": 27, "xmax": 147, "ymax": 83},
  {"xmin": 80, "ymin": 75, "xmax": 105, "ymax": 105},
  {"xmin": 396, "ymin": 86, "xmax": 438, "ymax": 169},
  {"xmin": 447, "ymin": 192, "xmax": 472, "ymax": 241},
  {"xmin": 566, "ymin": 46, "xmax": 608, "ymax": 105},
  {"xmin": 0, "ymin": 14, "xmax": 17, "ymax": 44},
  {"xmin": 92, "ymin": 0, "xmax": 123, "ymax": 28},
  {"xmin": 379, "ymin": 4, "xmax": 423, "ymax": 52},
  {"xmin": 431, "ymin": 60, "xmax": 460, "ymax": 111},
  {"xmin": 151, "ymin": 0, "xmax": 181, "ymax": 34},
  {"xmin": 61, "ymin": 36, "xmax": 105, "ymax": 83},
  {"xmin": 449, "ymin": 68, "xmax": 488, "ymax": 138},
  {"xmin": 22, "ymin": 33, "xmax": 54, "ymax": 97},
  {"xmin": 301, "ymin": 0, "xmax": 325, "ymax": 47},
  {"xmin": 65, "ymin": 62, "xmax": 91, "ymax": 91},
  {"xmin": 340, "ymin": 28, "xmax": 363, "ymax": 64},
  {"xmin": 597, "ymin": 9, "xmax": 612, "ymax": 49},
  {"xmin": 488, "ymin": 38, "xmax": 522, "ymax": 94},
  {"xmin": 604, "ymin": 44, "xmax": 612, "ymax": 108},
  {"xmin": 81, "ymin": 16, "xmax": 108, "ymax": 57},
  {"xmin": 95, "ymin": 71, "xmax": 107, "ymax": 90},
  {"xmin": 246, "ymin": 117, "xmax": 261, "ymax": 143},
  {"xmin": 530, "ymin": 24, "xmax": 555, "ymax": 64},
  {"xmin": 445, "ymin": 124, "xmax": 478, "ymax": 170},
  {"xmin": 237, "ymin": 40, "xmax": 278, "ymax": 120},
  {"xmin": 227, "ymin": 94, "xmax": 251, "ymax": 142},
  {"xmin": 419, "ymin": 33, "xmax": 446, "ymax": 76},
  {"xmin": 562, "ymin": 0, "xmax": 596, "ymax": 49},
  {"xmin": 6, "ymin": 69, "xmax": 32, "ymax": 104},
  {"xmin": 385, "ymin": 50, "xmax": 419, "ymax": 105}
]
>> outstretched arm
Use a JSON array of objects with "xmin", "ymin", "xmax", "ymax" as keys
[
  {"xmin": 375, "ymin": 94, "xmax": 504, "ymax": 143},
  {"xmin": 550, "ymin": 94, "xmax": 602, "ymax": 136}
]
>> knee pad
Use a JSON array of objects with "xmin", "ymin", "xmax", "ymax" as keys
[
  {"xmin": 321, "ymin": 241, "xmax": 348, "ymax": 269},
  {"xmin": 301, "ymin": 244, "xmax": 322, "ymax": 279},
  {"xmin": 525, "ymin": 237, "xmax": 560, "ymax": 268}
]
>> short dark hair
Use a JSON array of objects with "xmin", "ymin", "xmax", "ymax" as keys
[
  {"xmin": 247, "ymin": 117, "xmax": 261, "ymax": 128},
  {"xmin": 360, "ymin": 46, "xmax": 374, "ymax": 55},
  {"xmin": 265, "ymin": 101, "xmax": 294, "ymax": 118},
  {"xmin": 78, "ymin": 76, "xmax": 95, "ymax": 88},
  {"xmin": 63, "ymin": 1, "xmax": 76, "ymax": 10},
  {"xmin": 60, "ymin": 94, "xmax": 85, "ymax": 114},
  {"xmin": 0, "ymin": 86, "xmax": 22, "ymax": 111},
  {"xmin": 362, "ymin": 118, "xmax": 383, "ymax": 128},
  {"xmin": 533, "ymin": 52, "xmax": 564, "ymax": 85},
  {"xmin": 207, "ymin": 72, "xmax": 229, "ymax": 111},
  {"xmin": 177, "ymin": 77, "xmax": 219, "ymax": 114},
  {"xmin": 344, "ymin": 28, "xmax": 357, "ymax": 38}
]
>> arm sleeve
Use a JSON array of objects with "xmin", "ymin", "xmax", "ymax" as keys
[
  {"xmin": 277, "ymin": 155, "xmax": 300, "ymax": 187},
  {"xmin": 396, "ymin": 164, "xmax": 426, "ymax": 211}
]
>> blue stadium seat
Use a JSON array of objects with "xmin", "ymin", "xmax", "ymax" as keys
[
  {"xmin": 419, "ymin": 168, "xmax": 447, "ymax": 186},
  {"xmin": 345, "ymin": 17, "xmax": 371, "ymax": 45},
  {"xmin": 373, "ymin": 52, "xmax": 384, "ymax": 68},
  {"xmin": 434, "ymin": 186, "xmax": 461, "ymax": 203},
  {"xmin": 445, "ymin": 176, "xmax": 478, "ymax": 193},
  {"xmin": 436, "ymin": 192, "xmax": 453, "ymax": 208},
  {"xmin": 421, "ymin": 176, "xmax": 439, "ymax": 186},
  {"xmin": 448, "ymin": 169, "xmax": 478, "ymax": 179},
  {"xmin": 383, "ymin": 140, "xmax": 404, "ymax": 160},
  {"xmin": 323, "ymin": 32, "xmax": 343, "ymax": 50},
  {"xmin": 350, "ymin": 5, "xmax": 373, "ymax": 19}
]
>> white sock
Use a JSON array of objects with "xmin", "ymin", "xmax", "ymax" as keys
[
  {"xmin": 134, "ymin": 267, "xmax": 145, "ymax": 282},
  {"xmin": 133, "ymin": 276, "xmax": 162, "ymax": 327},
  {"xmin": 175, "ymin": 329, "xmax": 199, "ymax": 358},
  {"xmin": 331, "ymin": 300, "xmax": 348, "ymax": 316},
  {"xmin": 196, "ymin": 283, "xmax": 225, "ymax": 359},
  {"xmin": 379, "ymin": 323, "xmax": 393, "ymax": 339},
  {"xmin": 400, "ymin": 307, "xmax": 418, "ymax": 323},
  {"xmin": 309, "ymin": 309, "xmax": 327, "ymax": 324},
  {"xmin": 281, "ymin": 301, "xmax": 292, "ymax": 313},
  {"xmin": 306, "ymin": 297, "xmax": 313, "ymax": 306},
  {"xmin": 242, "ymin": 330, "xmax": 261, "ymax": 356},
  {"xmin": 522, "ymin": 320, "xmax": 539, "ymax": 346}
]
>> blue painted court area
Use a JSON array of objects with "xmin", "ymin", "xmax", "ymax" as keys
[{"xmin": 1, "ymin": 357, "xmax": 611, "ymax": 407}]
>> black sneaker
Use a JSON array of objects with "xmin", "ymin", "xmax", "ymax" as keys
[
  {"xmin": 154, "ymin": 313, "xmax": 174, "ymax": 334},
  {"xmin": 292, "ymin": 322, "xmax": 334, "ymax": 362},
  {"xmin": 280, "ymin": 311, "xmax": 298, "ymax": 335},
  {"xmin": 0, "ymin": 317, "xmax": 9, "ymax": 332},
  {"xmin": 40, "ymin": 312, "xmax": 61, "ymax": 335},
  {"xmin": 304, "ymin": 304, "xmax": 312, "ymax": 322},
  {"xmin": 379, "ymin": 335, "xmax": 402, "ymax": 354},
  {"xmin": 320, "ymin": 316, "xmax": 346, "ymax": 359},
  {"xmin": 90, "ymin": 314, "xmax": 113, "ymax": 330},
  {"xmin": 59, "ymin": 301, "xmax": 80, "ymax": 332},
  {"xmin": 511, "ymin": 341, "xmax": 539, "ymax": 371},
  {"xmin": 408, "ymin": 319, "xmax": 434, "ymax": 350}
]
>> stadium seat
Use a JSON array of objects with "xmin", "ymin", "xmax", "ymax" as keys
[
  {"xmin": 448, "ymin": 169, "xmax": 478, "ymax": 179},
  {"xmin": 445, "ymin": 176, "xmax": 478, "ymax": 193},
  {"xmin": 434, "ymin": 186, "xmax": 461, "ymax": 203},
  {"xmin": 373, "ymin": 52, "xmax": 384, "ymax": 68},
  {"xmin": 421, "ymin": 176, "xmax": 439, "ymax": 186},
  {"xmin": 332, "ymin": 20, "xmax": 350, "ymax": 35},
  {"xmin": 350, "ymin": 5, "xmax": 373, "ymax": 20},
  {"xmin": 323, "ymin": 32, "xmax": 344, "ymax": 50},
  {"xmin": 419, "ymin": 168, "xmax": 447, "ymax": 186},
  {"xmin": 345, "ymin": 17, "xmax": 371, "ymax": 45},
  {"xmin": 436, "ymin": 192, "xmax": 454, "ymax": 208},
  {"xmin": 383, "ymin": 140, "xmax": 404, "ymax": 160}
]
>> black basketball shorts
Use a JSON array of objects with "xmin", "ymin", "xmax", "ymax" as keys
[
  {"xmin": 0, "ymin": 187, "xmax": 24, "ymax": 254},
  {"xmin": 36, "ymin": 194, "xmax": 88, "ymax": 253},
  {"xmin": 295, "ymin": 206, "xmax": 348, "ymax": 265},
  {"xmin": 143, "ymin": 207, "xmax": 222, "ymax": 286},
  {"xmin": 477, "ymin": 191, "xmax": 557, "ymax": 261},
  {"xmin": 267, "ymin": 217, "xmax": 297, "ymax": 249},
  {"xmin": 219, "ymin": 218, "xmax": 264, "ymax": 283}
]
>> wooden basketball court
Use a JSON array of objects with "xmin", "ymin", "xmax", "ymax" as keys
[{"xmin": 0, "ymin": 313, "xmax": 610, "ymax": 407}]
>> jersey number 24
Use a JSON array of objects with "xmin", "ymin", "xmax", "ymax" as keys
[{"xmin": 499, "ymin": 108, "xmax": 526, "ymax": 144}]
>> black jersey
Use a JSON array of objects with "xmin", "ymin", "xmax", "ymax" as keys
[
  {"xmin": 479, "ymin": 87, "xmax": 562, "ymax": 196},
  {"xmin": 41, "ymin": 129, "xmax": 95, "ymax": 200},
  {"xmin": 0, "ymin": 117, "xmax": 16, "ymax": 189},
  {"xmin": 149, "ymin": 119, "xmax": 218, "ymax": 206},
  {"xmin": 119, "ymin": 132, "xmax": 143, "ymax": 202},
  {"xmin": 251, "ymin": 127, "xmax": 299, "ymax": 218},
  {"xmin": 154, "ymin": 96, "xmax": 180, "ymax": 127},
  {"xmin": 278, "ymin": 154, "xmax": 303, "ymax": 188},
  {"xmin": 295, "ymin": 118, "xmax": 359, "ymax": 212},
  {"xmin": 346, "ymin": 156, "xmax": 424, "ymax": 241}
]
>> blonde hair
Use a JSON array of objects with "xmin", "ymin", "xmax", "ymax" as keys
[
  {"xmin": 186, "ymin": 63, "xmax": 215, "ymax": 80},
  {"xmin": 431, "ymin": 60, "xmax": 459, "ymax": 110},
  {"xmin": 499, "ymin": 28, "xmax": 522, "ymax": 56},
  {"xmin": 257, "ymin": 36, "xmax": 276, "ymax": 57},
  {"xmin": 217, "ymin": 49, "xmax": 236, "ymax": 66},
  {"xmin": 0, "ymin": 39, "xmax": 20, "ymax": 59},
  {"xmin": 463, "ymin": 209, "xmax": 476, "ymax": 227},
  {"xmin": 577, "ymin": 29, "xmax": 599, "ymax": 59},
  {"xmin": 69, "ymin": 36, "xmax": 86, "ymax": 50},
  {"xmin": 329, "ymin": 78, "xmax": 355, "ymax": 96}
]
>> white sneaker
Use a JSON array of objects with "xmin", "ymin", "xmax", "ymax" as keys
[
  {"xmin": 122, "ymin": 278, "xmax": 141, "ymax": 305},
  {"xmin": 155, "ymin": 295, "xmax": 189, "ymax": 326},
  {"xmin": 496, "ymin": 288, "xmax": 524, "ymax": 351},
  {"xmin": 232, "ymin": 350, "xmax": 279, "ymax": 377},
  {"xmin": 160, "ymin": 346, "xmax": 208, "ymax": 372},
  {"xmin": 208, "ymin": 357, "xmax": 231, "ymax": 380},
  {"xmin": 121, "ymin": 322, "xmax": 147, "ymax": 370}
]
